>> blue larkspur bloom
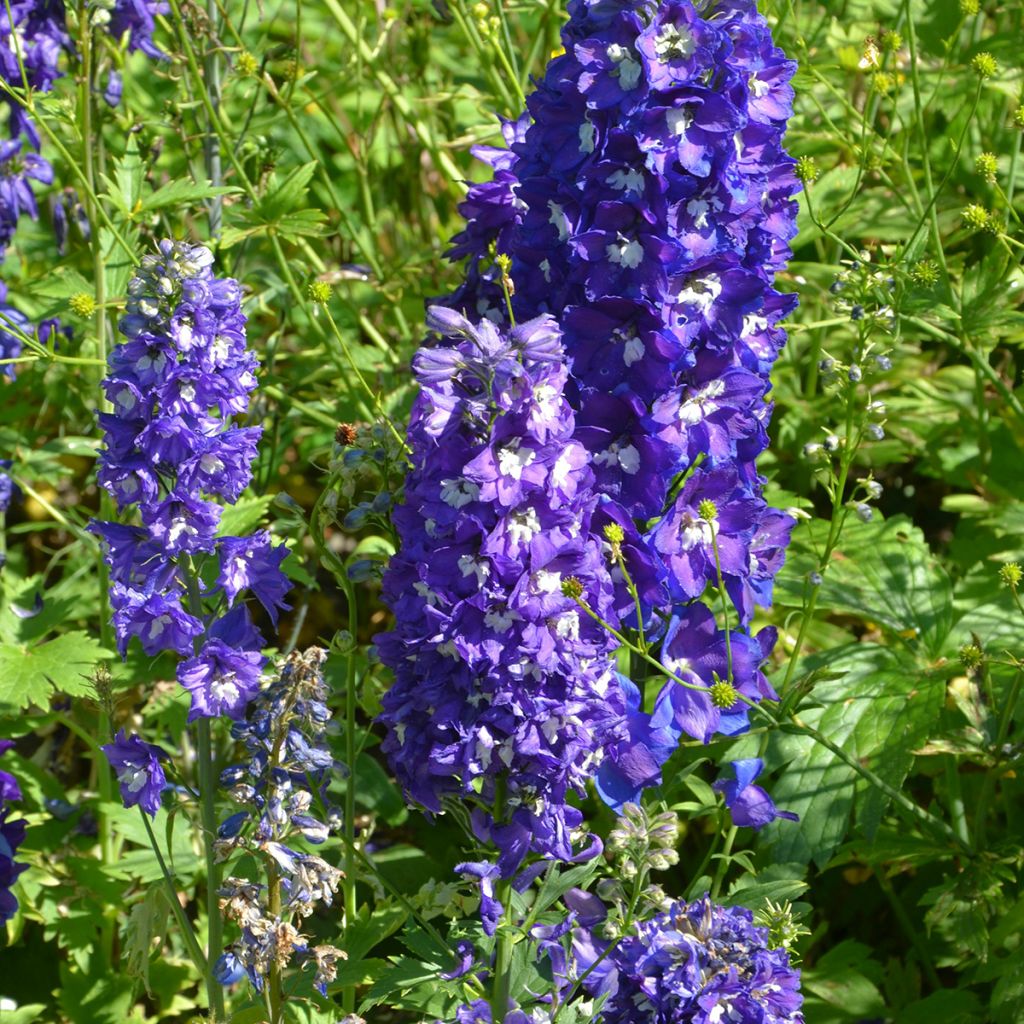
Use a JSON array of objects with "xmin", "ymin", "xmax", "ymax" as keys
[
  {"xmin": 91, "ymin": 240, "xmax": 291, "ymax": 726},
  {"xmin": 377, "ymin": 308, "xmax": 627, "ymax": 878},
  {"xmin": 574, "ymin": 894, "xmax": 805, "ymax": 1024},
  {"xmin": 714, "ymin": 757, "xmax": 798, "ymax": 829},
  {"xmin": 435, "ymin": 0, "xmax": 800, "ymax": 808},
  {"xmin": 100, "ymin": 729, "xmax": 169, "ymax": 817}
]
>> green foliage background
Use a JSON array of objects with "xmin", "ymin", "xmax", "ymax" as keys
[{"xmin": 1, "ymin": 0, "xmax": 1024, "ymax": 1021}]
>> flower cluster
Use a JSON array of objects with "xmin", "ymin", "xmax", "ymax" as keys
[
  {"xmin": 442, "ymin": 0, "xmax": 799, "ymax": 802},
  {"xmin": 0, "ymin": 739, "xmax": 27, "ymax": 922},
  {"xmin": 91, "ymin": 240, "xmax": 290, "ymax": 731},
  {"xmin": 377, "ymin": 308, "xmax": 627, "ymax": 877},
  {"xmin": 215, "ymin": 648, "xmax": 346, "ymax": 998},
  {"xmin": 573, "ymin": 895, "xmax": 804, "ymax": 1024}
]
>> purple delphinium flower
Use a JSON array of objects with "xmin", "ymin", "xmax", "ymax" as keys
[
  {"xmin": 573, "ymin": 894, "xmax": 804, "ymax": 1024},
  {"xmin": 0, "ymin": 138, "xmax": 53, "ymax": 255},
  {"xmin": 91, "ymin": 240, "xmax": 290, "ymax": 725},
  {"xmin": 715, "ymin": 757, "xmax": 798, "ymax": 829},
  {"xmin": 657, "ymin": 601, "xmax": 777, "ymax": 743},
  {"xmin": 377, "ymin": 308, "xmax": 627, "ymax": 877},
  {"xmin": 106, "ymin": 0, "xmax": 170, "ymax": 60},
  {"xmin": 0, "ymin": 740, "xmax": 27, "ymax": 920},
  {"xmin": 0, "ymin": 1, "xmax": 70, "ymax": 147},
  {"xmin": 100, "ymin": 729, "xmax": 169, "ymax": 817},
  {"xmin": 435, "ymin": 0, "xmax": 799, "ymax": 804}
]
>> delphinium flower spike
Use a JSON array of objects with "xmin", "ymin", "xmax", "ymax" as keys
[
  {"xmin": 376, "ymin": 308, "xmax": 628, "ymax": 887},
  {"xmin": 214, "ymin": 648, "xmax": 346, "ymax": 999},
  {"xmin": 571, "ymin": 893, "xmax": 805, "ymax": 1024},
  {"xmin": 91, "ymin": 239, "xmax": 291, "ymax": 734},
  {"xmin": 439, "ymin": 0, "xmax": 800, "ymax": 804}
]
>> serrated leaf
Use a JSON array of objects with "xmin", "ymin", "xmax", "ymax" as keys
[
  {"xmin": 765, "ymin": 644, "xmax": 944, "ymax": 867},
  {"xmin": 344, "ymin": 901, "xmax": 408, "ymax": 963},
  {"xmin": 0, "ymin": 632, "xmax": 111, "ymax": 709},
  {"xmin": 359, "ymin": 957, "xmax": 443, "ymax": 1012},
  {"xmin": 217, "ymin": 494, "xmax": 275, "ymax": 538},
  {"xmin": 779, "ymin": 515, "xmax": 954, "ymax": 660},
  {"xmin": 262, "ymin": 161, "xmax": 318, "ymax": 216},
  {"xmin": 139, "ymin": 180, "xmax": 240, "ymax": 213},
  {"xmin": 124, "ymin": 884, "xmax": 170, "ymax": 994}
]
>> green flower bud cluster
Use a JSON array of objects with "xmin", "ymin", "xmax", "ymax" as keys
[{"xmin": 606, "ymin": 803, "xmax": 680, "ymax": 880}]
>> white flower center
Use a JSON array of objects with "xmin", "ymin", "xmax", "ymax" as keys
[
  {"xmin": 667, "ymin": 106, "xmax": 694, "ymax": 137},
  {"xmin": 594, "ymin": 442, "xmax": 640, "ymax": 475},
  {"xmin": 606, "ymin": 235, "xmax": 644, "ymax": 269},
  {"xmin": 606, "ymin": 44, "xmax": 641, "ymax": 90},
  {"xmin": 497, "ymin": 443, "xmax": 536, "ymax": 480},
  {"xmin": 579, "ymin": 120, "xmax": 596, "ymax": 154},
  {"xmin": 531, "ymin": 569, "xmax": 561, "ymax": 595},
  {"xmin": 679, "ymin": 510, "xmax": 717, "ymax": 550},
  {"xmin": 117, "ymin": 764, "xmax": 149, "ymax": 794},
  {"xmin": 654, "ymin": 23, "xmax": 695, "ymax": 62},
  {"xmin": 507, "ymin": 507, "xmax": 541, "ymax": 545},
  {"xmin": 441, "ymin": 477, "xmax": 480, "ymax": 508},
  {"xmin": 678, "ymin": 379, "xmax": 727, "ymax": 425},
  {"xmin": 607, "ymin": 167, "xmax": 646, "ymax": 193},
  {"xmin": 548, "ymin": 201, "xmax": 569, "ymax": 241},
  {"xmin": 458, "ymin": 554, "xmax": 490, "ymax": 588}
]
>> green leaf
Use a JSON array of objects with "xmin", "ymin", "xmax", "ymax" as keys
[
  {"xmin": 0, "ymin": 1008, "xmax": 48, "ymax": 1024},
  {"xmin": 991, "ymin": 947, "xmax": 1024, "ymax": 1024},
  {"xmin": 894, "ymin": 989, "xmax": 984, "ymax": 1024},
  {"xmin": 778, "ymin": 514, "xmax": 954, "ymax": 660},
  {"xmin": 725, "ymin": 877, "xmax": 809, "ymax": 909},
  {"xmin": 123, "ymin": 885, "xmax": 170, "ymax": 994},
  {"xmin": 261, "ymin": 161, "xmax": 318, "ymax": 216},
  {"xmin": 765, "ymin": 644, "xmax": 945, "ymax": 867},
  {"xmin": 801, "ymin": 940, "xmax": 885, "ymax": 1020},
  {"xmin": 359, "ymin": 957, "xmax": 443, "ymax": 1012},
  {"xmin": 217, "ymin": 494, "xmax": 275, "ymax": 538},
  {"xmin": 139, "ymin": 180, "xmax": 241, "ymax": 213},
  {"xmin": 344, "ymin": 901, "xmax": 409, "ymax": 963},
  {"xmin": 0, "ymin": 632, "xmax": 111, "ymax": 709}
]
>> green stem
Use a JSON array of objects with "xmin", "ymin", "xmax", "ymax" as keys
[
  {"xmin": 196, "ymin": 717, "xmax": 225, "ymax": 1022},
  {"xmin": 140, "ymin": 811, "xmax": 210, "ymax": 977},
  {"xmin": 490, "ymin": 778, "xmax": 513, "ymax": 1024},
  {"xmin": 184, "ymin": 566, "xmax": 225, "ymax": 1022},
  {"xmin": 204, "ymin": 0, "xmax": 224, "ymax": 240},
  {"xmin": 944, "ymin": 756, "xmax": 971, "ymax": 848},
  {"xmin": 322, "ymin": 0, "xmax": 464, "ymax": 185},
  {"xmin": 710, "ymin": 823, "xmax": 738, "ymax": 900}
]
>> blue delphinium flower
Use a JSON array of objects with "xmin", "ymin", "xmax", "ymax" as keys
[
  {"xmin": 100, "ymin": 729, "xmax": 169, "ymax": 817},
  {"xmin": 714, "ymin": 757, "xmax": 797, "ymax": 829},
  {"xmin": 574, "ymin": 894, "xmax": 805, "ymax": 1024},
  {"xmin": 105, "ymin": 0, "xmax": 171, "ymax": 60},
  {"xmin": 0, "ymin": 1, "xmax": 69, "ymax": 147},
  {"xmin": 91, "ymin": 240, "xmax": 291, "ymax": 725},
  {"xmin": 0, "ymin": 137, "xmax": 53, "ymax": 256},
  {"xmin": 215, "ymin": 648, "xmax": 346, "ymax": 997},
  {"xmin": 438, "ymin": 0, "xmax": 799, "ymax": 803},
  {"xmin": 0, "ymin": 739, "xmax": 27, "ymax": 922},
  {"xmin": 377, "ymin": 307, "xmax": 627, "ymax": 878}
]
